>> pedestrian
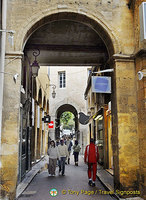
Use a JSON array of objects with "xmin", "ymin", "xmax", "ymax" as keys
[
  {"xmin": 66, "ymin": 136, "xmax": 73, "ymax": 164},
  {"xmin": 58, "ymin": 139, "xmax": 69, "ymax": 176},
  {"xmin": 56, "ymin": 137, "xmax": 60, "ymax": 146},
  {"xmin": 73, "ymin": 140, "xmax": 81, "ymax": 166},
  {"xmin": 84, "ymin": 138, "xmax": 99, "ymax": 187},
  {"xmin": 47, "ymin": 140, "xmax": 59, "ymax": 176}
]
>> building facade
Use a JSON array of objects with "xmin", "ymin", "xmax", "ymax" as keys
[
  {"xmin": 0, "ymin": 0, "xmax": 145, "ymax": 199},
  {"xmin": 49, "ymin": 66, "xmax": 90, "ymax": 153},
  {"xmin": 18, "ymin": 65, "xmax": 50, "ymax": 183}
]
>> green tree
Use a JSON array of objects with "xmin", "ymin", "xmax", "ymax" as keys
[
  {"xmin": 60, "ymin": 112, "xmax": 72, "ymax": 125},
  {"xmin": 60, "ymin": 112, "xmax": 75, "ymax": 130}
]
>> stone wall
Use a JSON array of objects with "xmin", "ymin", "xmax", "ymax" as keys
[
  {"xmin": 6, "ymin": 0, "xmax": 134, "ymax": 54},
  {"xmin": 133, "ymin": 1, "xmax": 146, "ymax": 198},
  {"xmin": 135, "ymin": 51, "xmax": 146, "ymax": 199}
]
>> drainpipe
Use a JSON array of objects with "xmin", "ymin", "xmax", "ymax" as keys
[{"xmin": 0, "ymin": 0, "xmax": 7, "ymax": 162}]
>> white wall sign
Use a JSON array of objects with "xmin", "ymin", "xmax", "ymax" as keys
[
  {"xmin": 32, "ymin": 98, "xmax": 35, "ymax": 126},
  {"xmin": 42, "ymin": 111, "xmax": 44, "ymax": 131},
  {"xmin": 37, "ymin": 106, "xmax": 40, "ymax": 128}
]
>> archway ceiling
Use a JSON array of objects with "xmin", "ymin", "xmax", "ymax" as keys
[
  {"xmin": 25, "ymin": 20, "xmax": 108, "ymax": 66},
  {"xmin": 57, "ymin": 104, "xmax": 78, "ymax": 119}
]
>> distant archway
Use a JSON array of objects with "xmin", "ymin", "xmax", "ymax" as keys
[{"xmin": 55, "ymin": 104, "xmax": 78, "ymax": 139}]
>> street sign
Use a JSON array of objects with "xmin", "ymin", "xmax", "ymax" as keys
[
  {"xmin": 92, "ymin": 76, "xmax": 111, "ymax": 93},
  {"xmin": 48, "ymin": 121, "xmax": 54, "ymax": 128}
]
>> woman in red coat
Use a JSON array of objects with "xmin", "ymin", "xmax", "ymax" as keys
[{"xmin": 84, "ymin": 138, "xmax": 99, "ymax": 187}]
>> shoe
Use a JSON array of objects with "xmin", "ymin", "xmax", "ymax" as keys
[
  {"xmin": 76, "ymin": 163, "xmax": 78, "ymax": 166},
  {"xmin": 48, "ymin": 174, "xmax": 51, "ymax": 176},
  {"xmin": 92, "ymin": 182, "xmax": 96, "ymax": 187},
  {"xmin": 68, "ymin": 158, "xmax": 70, "ymax": 164},
  {"xmin": 88, "ymin": 180, "xmax": 92, "ymax": 186},
  {"xmin": 62, "ymin": 173, "xmax": 65, "ymax": 176}
]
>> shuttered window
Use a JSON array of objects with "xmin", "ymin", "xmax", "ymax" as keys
[{"xmin": 59, "ymin": 71, "xmax": 66, "ymax": 88}]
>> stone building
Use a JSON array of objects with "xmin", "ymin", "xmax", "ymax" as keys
[
  {"xmin": 49, "ymin": 66, "xmax": 90, "ymax": 152},
  {"xmin": 0, "ymin": 0, "xmax": 145, "ymax": 199},
  {"xmin": 18, "ymin": 65, "xmax": 50, "ymax": 183}
]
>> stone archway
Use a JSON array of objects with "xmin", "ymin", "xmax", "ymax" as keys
[
  {"xmin": 17, "ymin": 10, "xmax": 121, "ymax": 56},
  {"xmin": 21, "ymin": 10, "xmax": 121, "ymax": 192},
  {"xmin": 1, "ymin": 5, "xmax": 139, "ymax": 200},
  {"xmin": 55, "ymin": 104, "xmax": 78, "ymax": 140}
]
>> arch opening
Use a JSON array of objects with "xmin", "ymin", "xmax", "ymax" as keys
[
  {"xmin": 55, "ymin": 104, "xmax": 79, "ymax": 140},
  {"xmin": 22, "ymin": 11, "xmax": 119, "ymax": 65}
]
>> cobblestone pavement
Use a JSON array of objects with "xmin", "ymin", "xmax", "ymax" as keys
[{"xmin": 18, "ymin": 155, "xmax": 116, "ymax": 200}]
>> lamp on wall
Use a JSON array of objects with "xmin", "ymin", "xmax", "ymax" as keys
[
  {"xmin": 46, "ymin": 84, "xmax": 56, "ymax": 98},
  {"xmin": 31, "ymin": 49, "xmax": 40, "ymax": 77},
  {"xmin": 50, "ymin": 84, "xmax": 56, "ymax": 98}
]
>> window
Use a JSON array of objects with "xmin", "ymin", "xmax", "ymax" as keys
[{"xmin": 59, "ymin": 71, "xmax": 66, "ymax": 88}]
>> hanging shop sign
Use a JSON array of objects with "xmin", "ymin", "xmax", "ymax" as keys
[
  {"xmin": 48, "ymin": 121, "xmax": 54, "ymax": 128},
  {"xmin": 92, "ymin": 76, "xmax": 111, "ymax": 93},
  {"xmin": 79, "ymin": 112, "xmax": 90, "ymax": 125},
  {"xmin": 42, "ymin": 115, "xmax": 51, "ymax": 123}
]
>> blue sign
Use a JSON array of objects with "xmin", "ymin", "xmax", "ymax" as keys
[{"xmin": 92, "ymin": 76, "xmax": 111, "ymax": 93}]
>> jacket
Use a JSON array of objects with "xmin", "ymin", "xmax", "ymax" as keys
[
  {"xmin": 66, "ymin": 140, "xmax": 73, "ymax": 151},
  {"xmin": 47, "ymin": 146, "xmax": 59, "ymax": 159},
  {"xmin": 84, "ymin": 143, "xmax": 99, "ymax": 163},
  {"xmin": 73, "ymin": 144, "xmax": 81, "ymax": 153},
  {"xmin": 58, "ymin": 144, "xmax": 69, "ymax": 158}
]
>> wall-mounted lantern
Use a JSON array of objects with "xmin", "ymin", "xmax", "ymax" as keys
[{"xmin": 31, "ymin": 49, "xmax": 40, "ymax": 77}]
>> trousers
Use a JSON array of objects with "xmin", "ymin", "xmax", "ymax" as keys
[
  {"xmin": 59, "ymin": 157, "xmax": 66, "ymax": 175},
  {"xmin": 74, "ymin": 152, "xmax": 79, "ymax": 162},
  {"xmin": 88, "ymin": 163, "xmax": 97, "ymax": 181},
  {"xmin": 48, "ymin": 158, "xmax": 57, "ymax": 175}
]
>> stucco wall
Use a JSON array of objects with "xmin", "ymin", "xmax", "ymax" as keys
[{"xmin": 49, "ymin": 66, "xmax": 89, "ymax": 149}]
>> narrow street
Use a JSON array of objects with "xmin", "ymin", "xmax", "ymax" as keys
[{"xmin": 18, "ymin": 156, "xmax": 116, "ymax": 200}]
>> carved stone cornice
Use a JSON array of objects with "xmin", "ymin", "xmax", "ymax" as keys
[
  {"xmin": 5, "ymin": 51, "xmax": 23, "ymax": 59},
  {"xmin": 107, "ymin": 53, "xmax": 134, "ymax": 65}
]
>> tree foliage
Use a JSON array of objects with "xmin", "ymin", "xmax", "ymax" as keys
[
  {"xmin": 60, "ymin": 112, "xmax": 72, "ymax": 124},
  {"xmin": 60, "ymin": 112, "xmax": 75, "ymax": 130}
]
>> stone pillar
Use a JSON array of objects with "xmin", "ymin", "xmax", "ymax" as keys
[
  {"xmin": 1, "ymin": 52, "xmax": 22, "ymax": 200},
  {"xmin": 111, "ymin": 55, "xmax": 139, "ymax": 193}
]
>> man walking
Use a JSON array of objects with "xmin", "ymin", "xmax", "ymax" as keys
[
  {"xmin": 84, "ymin": 138, "xmax": 99, "ymax": 187},
  {"xmin": 58, "ymin": 139, "xmax": 69, "ymax": 176}
]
